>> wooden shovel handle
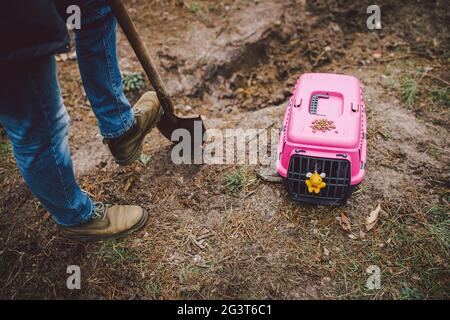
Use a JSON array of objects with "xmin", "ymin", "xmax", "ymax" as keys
[{"xmin": 107, "ymin": 0, "xmax": 176, "ymax": 121}]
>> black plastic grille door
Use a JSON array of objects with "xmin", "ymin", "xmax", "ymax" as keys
[{"xmin": 286, "ymin": 155, "xmax": 351, "ymax": 205}]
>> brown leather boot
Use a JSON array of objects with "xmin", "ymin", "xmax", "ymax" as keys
[
  {"xmin": 60, "ymin": 202, "xmax": 149, "ymax": 242},
  {"xmin": 104, "ymin": 91, "xmax": 163, "ymax": 166}
]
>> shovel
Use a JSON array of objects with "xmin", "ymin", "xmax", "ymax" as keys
[{"xmin": 107, "ymin": 0, "xmax": 206, "ymax": 145}]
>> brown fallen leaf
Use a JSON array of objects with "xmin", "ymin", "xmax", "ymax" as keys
[
  {"xmin": 359, "ymin": 230, "xmax": 366, "ymax": 239},
  {"xmin": 123, "ymin": 175, "xmax": 136, "ymax": 192},
  {"xmin": 365, "ymin": 204, "xmax": 381, "ymax": 231},
  {"xmin": 340, "ymin": 213, "xmax": 351, "ymax": 232},
  {"xmin": 56, "ymin": 53, "xmax": 68, "ymax": 62},
  {"xmin": 372, "ymin": 51, "xmax": 382, "ymax": 59}
]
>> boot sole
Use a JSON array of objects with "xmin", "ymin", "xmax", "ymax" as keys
[
  {"xmin": 115, "ymin": 108, "xmax": 164, "ymax": 166},
  {"xmin": 62, "ymin": 209, "xmax": 149, "ymax": 242}
]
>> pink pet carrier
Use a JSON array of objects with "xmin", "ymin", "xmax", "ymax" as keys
[{"xmin": 277, "ymin": 73, "xmax": 367, "ymax": 205}]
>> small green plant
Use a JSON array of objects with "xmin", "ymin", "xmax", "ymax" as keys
[
  {"xmin": 425, "ymin": 206, "xmax": 450, "ymax": 253},
  {"xmin": 401, "ymin": 286, "xmax": 424, "ymax": 300},
  {"xmin": 432, "ymin": 87, "xmax": 450, "ymax": 106},
  {"xmin": 188, "ymin": 2, "xmax": 201, "ymax": 14},
  {"xmin": 145, "ymin": 281, "xmax": 161, "ymax": 297},
  {"xmin": 0, "ymin": 128, "xmax": 10, "ymax": 155},
  {"xmin": 178, "ymin": 265, "xmax": 202, "ymax": 283},
  {"xmin": 401, "ymin": 77, "xmax": 418, "ymax": 106},
  {"xmin": 0, "ymin": 141, "xmax": 10, "ymax": 155},
  {"xmin": 97, "ymin": 240, "xmax": 139, "ymax": 264},
  {"xmin": 122, "ymin": 72, "xmax": 145, "ymax": 93},
  {"xmin": 224, "ymin": 168, "xmax": 246, "ymax": 194}
]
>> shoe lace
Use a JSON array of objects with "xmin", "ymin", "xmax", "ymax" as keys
[
  {"xmin": 80, "ymin": 189, "xmax": 107, "ymax": 220},
  {"xmin": 92, "ymin": 202, "xmax": 107, "ymax": 220}
]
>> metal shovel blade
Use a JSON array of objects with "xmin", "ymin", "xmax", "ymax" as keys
[{"xmin": 157, "ymin": 113, "xmax": 206, "ymax": 143}]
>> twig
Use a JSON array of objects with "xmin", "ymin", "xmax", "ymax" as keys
[
  {"xmin": 378, "ymin": 54, "xmax": 412, "ymax": 63},
  {"xmin": 423, "ymin": 73, "xmax": 450, "ymax": 87}
]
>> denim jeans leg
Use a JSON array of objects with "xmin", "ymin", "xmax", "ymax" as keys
[
  {"xmin": 0, "ymin": 56, "xmax": 93, "ymax": 227},
  {"xmin": 74, "ymin": 3, "xmax": 134, "ymax": 139}
]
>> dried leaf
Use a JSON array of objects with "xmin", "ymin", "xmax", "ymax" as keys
[
  {"xmin": 365, "ymin": 204, "xmax": 381, "ymax": 231},
  {"xmin": 139, "ymin": 154, "xmax": 152, "ymax": 166},
  {"xmin": 123, "ymin": 175, "xmax": 135, "ymax": 192},
  {"xmin": 68, "ymin": 51, "xmax": 77, "ymax": 60},
  {"xmin": 340, "ymin": 213, "xmax": 351, "ymax": 231},
  {"xmin": 57, "ymin": 53, "xmax": 68, "ymax": 62},
  {"xmin": 372, "ymin": 52, "xmax": 382, "ymax": 59}
]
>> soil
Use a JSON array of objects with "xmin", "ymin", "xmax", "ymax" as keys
[{"xmin": 0, "ymin": 0, "xmax": 449, "ymax": 299}]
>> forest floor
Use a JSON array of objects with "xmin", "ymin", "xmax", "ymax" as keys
[{"xmin": 0, "ymin": 0, "xmax": 449, "ymax": 299}]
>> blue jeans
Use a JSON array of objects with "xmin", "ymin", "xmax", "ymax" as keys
[{"xmin": 0, "ymin": 1, "xmax": 133, "ymax": 226}]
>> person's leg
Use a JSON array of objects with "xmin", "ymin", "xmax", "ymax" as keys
[
  {"xmin": 74, "ymin": 0, "xmax": 134, "ymax": 139},
  {"xmin": 0, "ymin": 57, "xmax": 93, "ymax": 227},
  {"xmin": 74, "ymin": 0, "xmax": 163, "ymax": 166},
  {"xmin": 0, "ymin": 57, "xmax": 149, "ymax": 240}
]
